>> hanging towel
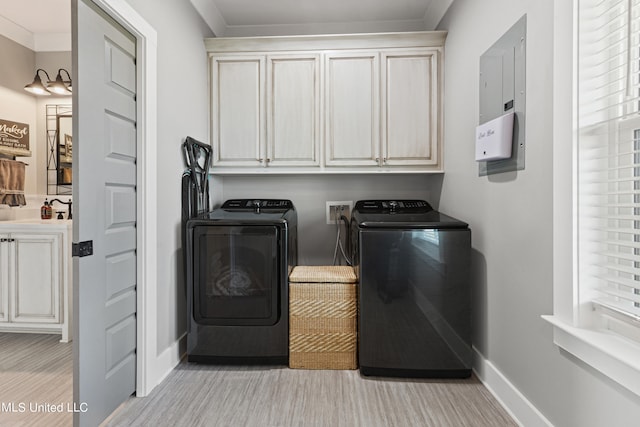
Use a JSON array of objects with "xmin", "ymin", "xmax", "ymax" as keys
[{"xmin": 0, "ymin": 159, "xmax": 26, "ymax": 206}]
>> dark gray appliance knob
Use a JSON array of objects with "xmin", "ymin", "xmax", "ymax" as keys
[{"xmin": 389, "ymin": 201, "xmax": 398, "ymax": 212}]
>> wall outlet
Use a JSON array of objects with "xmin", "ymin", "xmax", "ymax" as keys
[{"xmin": 326, "ymin": 201, "xmax": 353, "ymax": 225}]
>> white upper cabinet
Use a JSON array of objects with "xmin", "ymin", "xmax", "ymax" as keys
[
  {"xmin": 206, "ymin": 31, "xmax": 446, "ymax": 173},
  {"xmin": 211, "ymin": 55, "xmax": 265, "ymax": 167},
  {"xmin": 267, "ymin": 54, "xmax": 321, "ymax": 167},
  {"xmin": 325, "ymin": 51, "xmax": 380, "ymax": 167},
  {"xmin": 211, "ymin": 53, "xmax": 321, "ymax": 167},
  {"xmin": 382, "ymin": 49, "xmax": 440, "ymax": 167}
]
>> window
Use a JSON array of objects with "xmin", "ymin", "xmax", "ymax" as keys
[
  {"xmin": 577, "ymin": 0, "xmax": 640, "ymax": 339},
  {"xmin": 546, "ymin": 0, "xmax": 640, "ymax": 398}
]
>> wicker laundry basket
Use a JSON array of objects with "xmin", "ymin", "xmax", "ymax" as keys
[{"xmin": 289, "ymin": 266, "xmax": 358, "ymax": 370}]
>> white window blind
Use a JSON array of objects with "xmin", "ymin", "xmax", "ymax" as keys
[{"xmin": 578, "ymin": 0, "xmax": 640, "ymax": 333}]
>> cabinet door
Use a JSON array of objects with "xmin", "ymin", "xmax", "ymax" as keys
[
  {"xmin": 10, "ymin": 233, "xmax": 61, "ymax": 324},
  {"xmin": 211, "ymin": 54, "xmax": 266, "ymax": 167},
  {"xmin": 266, "ymin": 54, "xmax": 320, "ymax": 167},
  {"xmin": 0, "ymin": 234, "xmax": 9, "ymax": 322},
  {"xmin": 381, "ymin": 49, "xmax": 441, "ymax": 167},
  {"xmin": 325, "ymin": 52, "xmax": 380, "ymax": 166}
]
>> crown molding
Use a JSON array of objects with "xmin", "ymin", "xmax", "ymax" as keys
[{"xmin": 0, "ymin": 14, "xmax": 35, "ymax": 50}]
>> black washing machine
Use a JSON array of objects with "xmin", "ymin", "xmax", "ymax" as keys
[
  {"xmin": 185, "ymin": 199, "xmax": 297, "ymax": 364},
  {"xmin": 351, "ymin": 200, "xmax": 472, "ymax": 378}
]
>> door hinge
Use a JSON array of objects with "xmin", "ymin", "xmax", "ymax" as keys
[{"xmin": 72, "ymin": 240, "xmax": 94, "ymax": 257}]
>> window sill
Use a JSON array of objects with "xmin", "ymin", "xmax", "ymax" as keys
[{"xmin": 542, "ymin": 315, "xmax": 640, "ymax": 397}]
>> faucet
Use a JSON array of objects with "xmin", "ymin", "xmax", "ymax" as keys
[{"xmin": 49, "ymin": 198, "xmax": 72, "ymax": 219}]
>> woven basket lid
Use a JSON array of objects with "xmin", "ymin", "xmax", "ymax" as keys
[{"xmin": 289, "ymin": 266, "xmax": 357, "ymax": 283}]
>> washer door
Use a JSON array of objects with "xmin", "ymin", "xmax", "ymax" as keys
[{"xmin": 193, "ymin": 225, "xmax": 280, "ymax": 326}]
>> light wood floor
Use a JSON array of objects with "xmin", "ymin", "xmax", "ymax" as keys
[
  {"xmin": 104, "ymin": 361, "xmax": 517, "ymax": 427},
  {"xmin": 0, "ymin": 333, "xmax": 72, "ymax": 427}
]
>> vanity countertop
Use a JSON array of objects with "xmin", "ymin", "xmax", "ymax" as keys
[{"xmin": 0, "ymin": 219, "xmax": 72, "ymax": 229}]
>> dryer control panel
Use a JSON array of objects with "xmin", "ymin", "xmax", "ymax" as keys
[
  {"xmin": 222, "ymin": 199, "xmax": 294, "ymax": 212},
  {"xmin": 354, "ymin": 200, "xmax": 433, "ymax": 213}
]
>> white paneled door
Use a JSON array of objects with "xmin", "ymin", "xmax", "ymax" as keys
[{"xmin": 74, "ymin": 0, "xmax": 137, "ymax": 425}]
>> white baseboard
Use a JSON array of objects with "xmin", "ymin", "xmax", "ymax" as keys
[
  {"xmin": 473, "ymin": 347, "xmax": 553, "ymax": 427},
  {"xmin": 148, "ymin": 333, "xmax": 187, "ymax": 392}
]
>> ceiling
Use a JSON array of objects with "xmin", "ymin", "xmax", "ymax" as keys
[
  {"xmin": 193, "ymin": 0, "xmax": 454, "ymax": 36},
  {"xmin": 217, "ymin": 0, "xmax": 437, "ymax": 26},
  {"xmin": 0, "ymin": 0, "xmax": 71, "ymax": 51},
  {"xmin": 0, "ymin": 0, "xmax": 452, "ymax": 51},
  {"xmin": 0, "ymin": 0, "xmax": 70, "ymax": 34}
]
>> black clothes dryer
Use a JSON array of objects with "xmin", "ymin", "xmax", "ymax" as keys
[
  {"xmin": 185, "ymin": 199, "xmax": 297, "ymax": 364},
  {"xmin": 351, "ymin": 200, "xmax": 472, "ymax": 378}
]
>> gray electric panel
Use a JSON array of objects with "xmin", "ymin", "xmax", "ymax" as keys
[{"xmin": 479, "ymin": 15, "xmax": 526, "ymax": 176}]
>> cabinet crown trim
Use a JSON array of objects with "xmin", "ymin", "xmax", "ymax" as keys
[{"xmin": 205, "ymin": 31, "xmax": 447, "ymax": 53}]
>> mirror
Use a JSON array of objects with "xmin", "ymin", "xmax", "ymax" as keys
[
  {"xmin": 57, "ymin": 115, "xmax": 72, "ymax": 185},
  {"xmin": 46, "ymin": 104, "xmax": 72, "ymax": 195}
]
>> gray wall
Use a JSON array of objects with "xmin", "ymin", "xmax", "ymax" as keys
[
  {"xmin": 0, "ymin": 35, "xmax": 71, "ymax": 196},
  {"xmin": 35, "ymin": 51, "xmax": 72, "ymax": 78},
  {"xmin": 438, "ymin": 0, "xmax": 640, "ymax": 425},
  {"xmin": 0, "ymin": 35, "xmax": 38, "ymax": 194},
  {"xmin": 0, "ymin": 35, "xmax": 36, "ymax": 92},
  {"xmin": 123, "ymin": 0, "xmax": 214, "ymax": 354},
  {"xmin": 219, "ymin": 174, "xmax": 443, "ymax": 265}
]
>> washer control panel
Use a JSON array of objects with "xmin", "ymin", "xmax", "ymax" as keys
[{"xmin": 354, "ymin": 200, "xmax": 432, "ymax": 213}]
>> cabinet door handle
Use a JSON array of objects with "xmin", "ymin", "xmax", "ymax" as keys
[{"xmin": 0, "ymin": 238, "xmax": 14, "ymax": 242}]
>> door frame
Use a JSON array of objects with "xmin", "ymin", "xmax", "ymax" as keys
[{"xmin": 83, "ymin": 0, "xmax": 157, "ymax": 397}]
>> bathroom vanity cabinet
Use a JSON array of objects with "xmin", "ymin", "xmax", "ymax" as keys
[{"xmin": 0, "ymin": 221, "xmax": 72, "ymax": 342}]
